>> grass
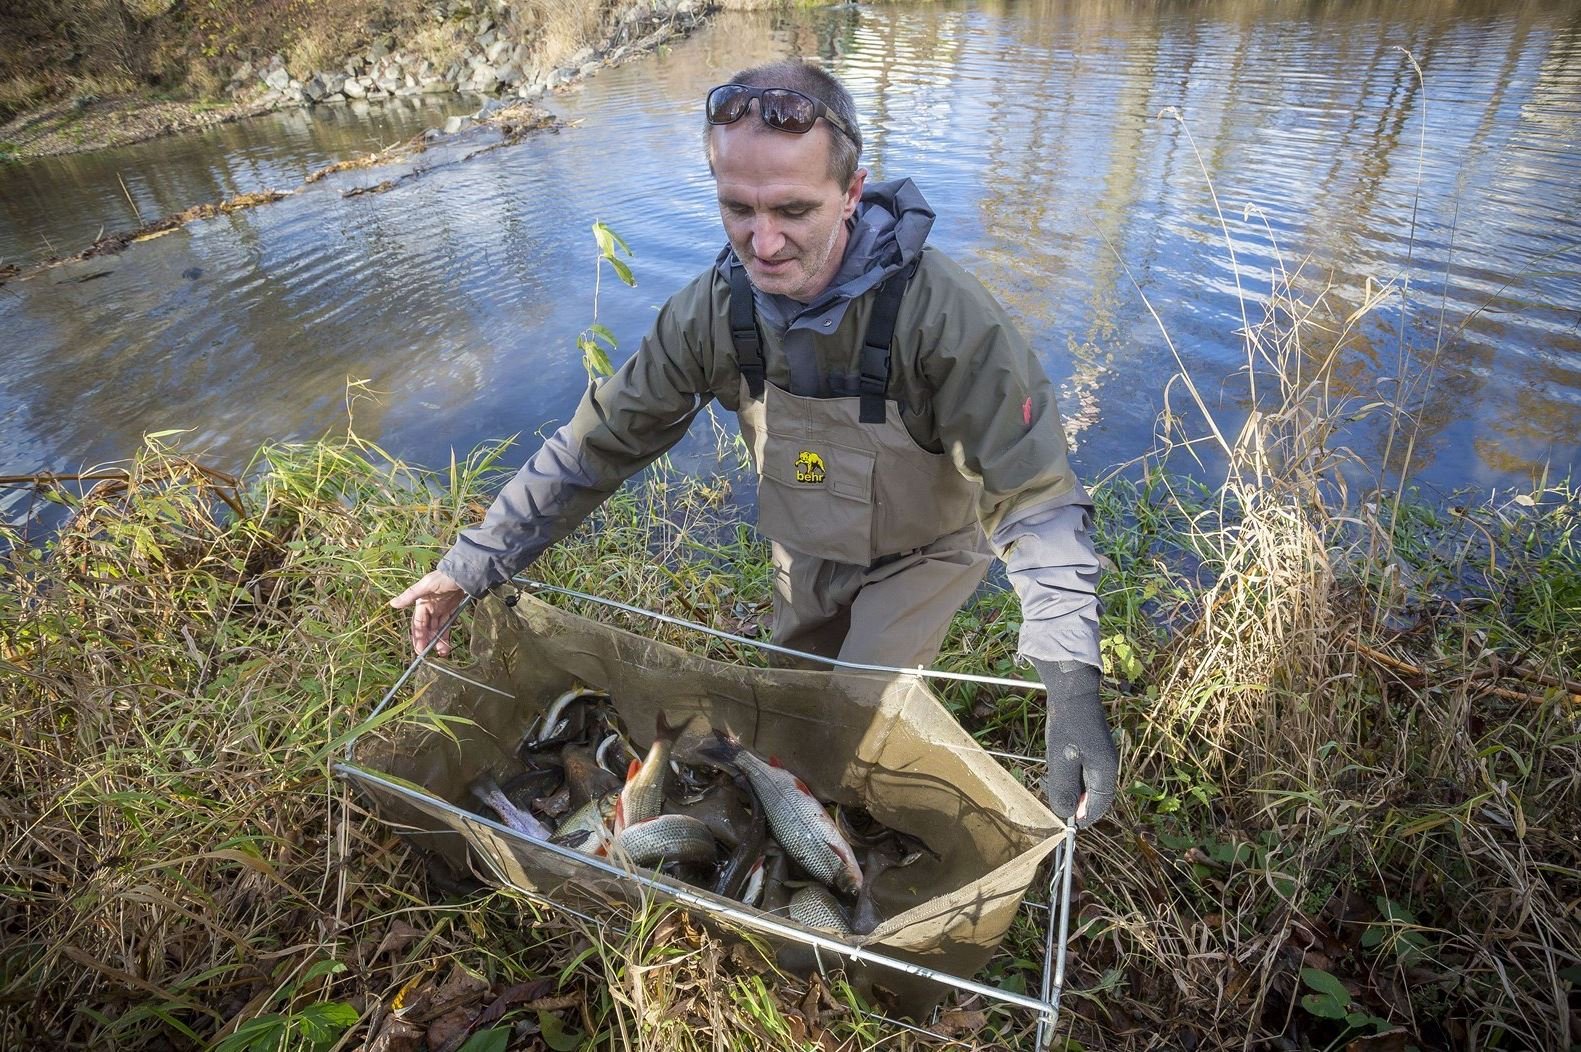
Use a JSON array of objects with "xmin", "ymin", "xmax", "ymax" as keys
[{"xmin": 2, "ymin": 389, "xmax": 1576, "ymax": 1050}]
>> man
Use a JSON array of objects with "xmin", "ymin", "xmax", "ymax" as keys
[{"xmin": 392, "ymin": 61, "xmax": 1119, "ymax": 828}]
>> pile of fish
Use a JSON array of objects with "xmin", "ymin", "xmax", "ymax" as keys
[{"xmin": 464, "ymin": 687, "xmax": 930, "ymax": 937}]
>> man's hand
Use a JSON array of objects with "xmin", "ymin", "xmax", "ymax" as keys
[
  {"xmin": 1032, "ymin": 658, "xmax": 1118, "ymax": 828},
  {"xmin": 390, "ymin": 570, "xmax": 467, "ymax": 657}
]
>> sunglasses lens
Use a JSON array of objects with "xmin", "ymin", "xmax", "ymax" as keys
[
  {"xmin": 760, "ymin": 89, "xmax": 816, "ymax": 133},
  {"xmin": 706, "ymin": 85, "xmax": 751, "ymax": 124}
]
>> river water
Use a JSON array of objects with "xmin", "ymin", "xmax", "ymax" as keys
[{"xmin": 3, "ymin": 0, "xmax": 1578, "ymax": 532}]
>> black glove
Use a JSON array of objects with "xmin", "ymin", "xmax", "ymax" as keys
[{"xmin": 1033, "ymin": 658, "xmax": 1118, "ymax": 828}]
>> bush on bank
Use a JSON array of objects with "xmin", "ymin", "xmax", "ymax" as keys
[{"xmin": 0, "ymin": 419, "xmax": 1575, "ymax": 1050}]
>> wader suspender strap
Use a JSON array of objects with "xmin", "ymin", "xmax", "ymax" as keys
[
  {"xmin": 728, "ymin": 264, "xmax": 765, "ymax": 399},
  {"xmin": 858, "ymin": 264, "xmax": 914, "ymax": 424},
  {"xmin": 727, "ymin": 256, "xmax": 917, "ymax": 418}
]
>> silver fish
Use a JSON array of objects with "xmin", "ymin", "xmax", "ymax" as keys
[
  {"xmin": 697, "ymin": 729, "xmax": 862, "ymax": 895},
  {"xmin": 710, "ymin": 775, "xmax": 767, "ymax": 899},
  {"xmin": 788, "ymin": 885, "xmax": 851, "ymax": 935},
  {"xmin": 521, "ymin": 686, "xmax": 607, "ymax": 752},
  {"xmin": 612, "ymin": 814, "xmax": 717, "ymax": 868},
  {"xmin": 469, "ymin": 772, "xmax": 552, "ymax": 840},
  {"xmin": 554, "ymin": 792, "xmax": 616, "ymax": 855},
  {"xmin": 738, "ymin": 855, "xmax": 766, "ymax": 908},
  {"xmin": 615, "ymin": 711, "xmax": 685, "ymax": 835}
]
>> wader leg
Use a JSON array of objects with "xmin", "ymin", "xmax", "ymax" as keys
[
  {"xmin": 768, "ymin": 541, "xmax": 862, "ymax": 666},
  {"xmin": 838, "ymin": 522, "xmax": 993, "ymax": 669}
]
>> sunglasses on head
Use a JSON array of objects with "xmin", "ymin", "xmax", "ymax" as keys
[{"xmin": 706, "ymin": 83, "xmax": 859, "ymax": 145}]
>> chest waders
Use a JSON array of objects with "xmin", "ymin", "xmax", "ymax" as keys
[{"xmin": 728, "ymin": 261, "xmax": 991, "ymax": 668}]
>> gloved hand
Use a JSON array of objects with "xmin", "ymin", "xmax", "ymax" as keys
[{"xmin": 1032, "ymin": 658, "xmax": 1118, "ymax": 828}]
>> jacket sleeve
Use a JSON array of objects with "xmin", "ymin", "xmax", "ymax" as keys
[
  {"xmin": 910, "ymin": 251, "xmax": 1102, "ymax": 667},
  {"xmin": 437, "ymin": 274, "xmax": 720, "ymax": 596}
]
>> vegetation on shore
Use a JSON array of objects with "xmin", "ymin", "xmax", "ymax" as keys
[
  {"xmin": 2, "ymin": 371, "xmax": 1576, "ymax": 1050},
  {"xmin": 0, "ymin": 0, "xmax": 696, "ymax": 159}
]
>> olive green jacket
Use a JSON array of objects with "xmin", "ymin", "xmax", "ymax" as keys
[{"xmin": 439, "ymin": 179, "xmax": 1101, "ymax": 666}]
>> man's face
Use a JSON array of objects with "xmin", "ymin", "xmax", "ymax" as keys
[{"xmin": 711, "ymin": 119, "xmax": 865, "ymax": 302}]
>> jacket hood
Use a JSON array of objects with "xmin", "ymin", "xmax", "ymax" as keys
[{"xmin": 714, "ymin": 177, "xmax": 935, "ymax": 312}]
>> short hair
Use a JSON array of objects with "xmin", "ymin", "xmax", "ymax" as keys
[{"xmin": 704, "ymin": 60, "xmax": 863, "ymax": 186}]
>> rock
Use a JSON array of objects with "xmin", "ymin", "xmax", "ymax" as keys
[
  {"xmin": 342, "ymin": 77, "xmax": 368, "ymax": 99},
  {"xmin": 546, "ymin": 67, "xmax": 572, "ymax": 89},
  {"xmin": 232, "ymin": 61, "xmax": 255, "ymax": 84},
  {"xmin": 477, "ymin": 29, "xmax": 496, "ymax": 47},
  {"xmin": 579, "ymin": 61, "xmax": 598, "ymax": 77},
  {"xmin": 420, "ymin": 79, "xmax": 449, "ymax": 94},
  {"xmin": 404, "ymin": 74, "xmax": 417, "ymax": 89},
  {"xmin": 444, "ymin": 115, "xmax": 469, "ymax": 134},
  {"xmin": 264, "ymin": 67, "xmax": 291, "ymax": 90},
  {"xmin": 568, "ymin": 47, "xmax": 594, "ymax": 67},
  {"xmin": 377, "ymin": 75, "xmax": 400, "ymax": 93},
  {"xmin": 303, "ymin": 77, "xmax": 327, "ymax": 103},
  {"xmin": 469, "ymin": 66, "xmax": 499, "ymax": 94},
  {"xmin": 496, "ymin": 63, "xmax": 521, "ymax": 86},
  {"xmin": 444, "ymin": 62, "xmax": 461, "ymax": 82},
  {"xmin": 485, "ymin": 38, "xmax": 511, "ymax": 64}
]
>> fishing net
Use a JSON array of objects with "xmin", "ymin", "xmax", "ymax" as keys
[{"xmin": 341, "ymin": 590, "xmax": 1063, "ymax": 1016}]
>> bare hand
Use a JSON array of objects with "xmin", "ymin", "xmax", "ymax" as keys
[{"xmin": 389, "ymin": 570, "xmax": 467, "ymax": 657}]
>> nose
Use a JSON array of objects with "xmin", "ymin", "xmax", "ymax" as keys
[{"xmin": 750, "ymin": 216, "xmax": 785, "ymax": 260}]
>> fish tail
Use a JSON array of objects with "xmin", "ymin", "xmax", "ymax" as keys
[
  {"xmin": 655, "ymin": 710, "xmax": 682, "ymax": 743},
  {"xmin": 695, "ymin": 727, "xmax": 741, "ymax": 766}
]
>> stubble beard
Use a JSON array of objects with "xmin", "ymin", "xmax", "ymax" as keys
[{"xmin": 745, "ymin": 215, "xmax": 846, "ymax": 302}]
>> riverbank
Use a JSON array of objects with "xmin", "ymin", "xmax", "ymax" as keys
[
  {"xmin": 2, "ymin": 412, "xmax": 1576, "ymax": 1048},
  {"xmin": 0, "ymin": 0, "xmax": 710, "ymax": 161}
]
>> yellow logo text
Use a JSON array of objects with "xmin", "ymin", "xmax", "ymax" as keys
[{"xmin": 795, "ymin": 450, "xmax": 826, "ymax": 484}]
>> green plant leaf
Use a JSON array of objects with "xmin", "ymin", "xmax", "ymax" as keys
[
  {"xmin": 538, "ymin": 1011, "xmax": 585, "ymax": 1051},
  {"xmin": 1301, "ymin": 967, "xmax": 1350, "ymax": 1003},
  {"xmin": 458, "ymin": 1026, "xmax": 511, "ymax": 1052},
  {"xmin": 1300, "ymin": 993, "xmax": 1349, "ymax": 1020},
  {"xmin": 609, "ymin": 256, "xmax": 635, "ymax": 286}
]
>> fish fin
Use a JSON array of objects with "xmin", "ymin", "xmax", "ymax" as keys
[
  {"xmin": 656, "ymin": 710, "xmax": 682, "ymax": 742},
  {"xmin": 694, "ymin": 727, "xmax": 740, "ymax": 765},
  {"xmin": 625, "ymin": 758, "xmax": 642, "ymax": 781},
  {"xmin": 792, "ymin": 776, "xmax": 814, "ymax": 796}
]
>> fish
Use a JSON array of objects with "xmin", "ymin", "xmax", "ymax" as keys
[
  {"xmin": 697, "ymin": 729, "xmax": 862, "ymax": 895},
  {"xmin": 788, "ymin": 885, "xmax": 852, "ymax": 935},
  {"xmin": 614, "ymin": 712, "xmax": 685, "ymax": 835},
  {"xmin": 711, "ymin": 774, "xmax": 767, "ymax": 899},
  {"xmin": 611, "ymin": 814, "xmax": 717, "ymax": 868},
  {"xmin": 851, "ymin": 841, "xmax": 907, "ymax": 936},
  {"xmin": 520, "ymin": 686, "xmax": 607, "ymax": 752},
  {"xmin": 561, "ymin": 742, "xmax": 621, "ymax": 812},
  {"xmin": 738, "ymin": 855, "xmax": 767, "ymax": 907},
  {"xmin": 555, "ymin": 792, "xmax": 617, "ymax": 855},
  {"xmin": 758, "ymin": 845, "xmax": 793, "ymax": 917},
  {"xmin": 595, "ymin": 731, "xmax": 636, "ymax": 776},
  {"xmin": 468, "ymin": 772, "xmax": 552, "ymax": 840}
]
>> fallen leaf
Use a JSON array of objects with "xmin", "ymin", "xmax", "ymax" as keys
[
  {"xmin": 363, "ymin": 1015, "xmax": 423, "ymax": 1052},
  {"xmin": 472, "ymin": 979, "xmax": 554, "ymax": 1032},
  {"xmin": 373, "ymin": 920, "xmax": 423, "ymax": 959},
  {"xmin": 930, "ymin": 1009, "xmax": 987, "ymax": 1037},
  {"xmin": 425, "ymin": 1006, "xmax": 475, "ymax": 1052}
]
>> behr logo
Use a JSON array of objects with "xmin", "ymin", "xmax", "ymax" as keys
[{"xmin": 795, "ymin": 450, "xmax": 826, "ymax": 484}]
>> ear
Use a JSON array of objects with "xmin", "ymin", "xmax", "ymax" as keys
[{"xmin": 842, "ymin": 167, "xmax": 867, "ymax": 219}]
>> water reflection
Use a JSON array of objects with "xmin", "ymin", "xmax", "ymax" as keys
[{"xmin": 1, "ymin": 0, "xmax": 1578, "ymax": 524}]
